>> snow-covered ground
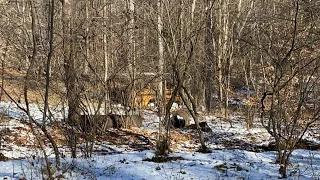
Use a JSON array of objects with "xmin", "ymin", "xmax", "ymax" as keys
[
  {"xmin": 0, "ymin": 101, "xmax": 319, "ymax": 179},
  {"xmin": 0, "ymin": 148, "xmax": 319, "ymax": 179}
]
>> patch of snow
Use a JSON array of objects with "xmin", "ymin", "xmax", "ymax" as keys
[
  {"xmin": 2, "ymin": 149, "xmax": 318, "ymax": 179},
  {"xmin": 0, "ymin": 102, "xmax": 319, "ymax": 179}
]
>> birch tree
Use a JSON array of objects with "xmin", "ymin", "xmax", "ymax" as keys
[{"xmin": 158, "ymin": 0, "xmax": 165, "ymax": 115}]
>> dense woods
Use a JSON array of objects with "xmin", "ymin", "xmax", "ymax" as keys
[{"xmin": 0, "ymin": 0, "xmax": 319, "ymax": 178}]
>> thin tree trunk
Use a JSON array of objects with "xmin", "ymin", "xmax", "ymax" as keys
[
  {"xmin": 41, "ymin": 0, "xmax": 60, "ymax": 168},
  {"xmin": 27, "ymin": 0, "xmax": 54, "ymax": 178},
  {"xmin": 126, "ymin": 0, "xmax": 136, "ymax": 128},
  {"xmin": 62, "ymin": 0, "xmax": 79, "ymax": 158},
  {"xmin": 158, "ymin": 0, "xmax": 165, "ymax": 115},
  {"xmin": 84, "ymin": 0, "xmax": 89, "ymax": 74},
  {"xmin": 104, "ymin": 0, "xmax": 110, "ymax": 114},
  {"xmin": 222, "ymin": 0, "xmax": 230, "ymax": 118},
  {"xmin": 0, "ymin": 40, "xmax": 8, "ymax": 102},
  {"xmin": 217, "ymin": 0, "xmax": 224, "ymax": 114},
  {"xmin": 156, "ymin": 0, "xmax": 167, "ymax": 157},
  {"xmin": 180, "ymin": 85, "xmax": 209, "ymax": 152},
  {"xmin": 191, "ymin": 0, "xmax": 197, "ymax": 25},
  {"xmin": 204, "ymin": 0, "xmax": 214, "ymax": 113}
]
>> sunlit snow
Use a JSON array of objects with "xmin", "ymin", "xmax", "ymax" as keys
[{"xmin": 0, "ymin": 101, "xmax": 319, "ymax": 179}]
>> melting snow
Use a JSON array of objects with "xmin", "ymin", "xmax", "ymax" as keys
[{"xmin": 0, "ymin": 101, "xmax": 319, "ymax": 179}]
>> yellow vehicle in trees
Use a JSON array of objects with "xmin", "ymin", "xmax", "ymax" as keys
[
  {"xmin": 135, "ymin": 88, "xmax": 181, "ymax": 108},
  {"xmin": 109, "ymin": 72, "xmax": 181, "ymax": 108}
]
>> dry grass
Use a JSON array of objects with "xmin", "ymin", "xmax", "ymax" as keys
[{"xmin": 0, "ymin": 69, "xmax": 65, "ymax": 105}]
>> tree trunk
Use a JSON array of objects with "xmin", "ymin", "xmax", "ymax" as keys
[
  {"xmin": 180, "ymin": 85, "xmax": 209, "ymax": 152},
  {"xmin": 84, "ymin": 0, "xmax": 89, "ymax": 74},
  {"xmin": 62, "ymin": 0, "xmax": 79, "ymax": 158},
  {"xmin": 204, "ymin": 0, "xmax": 214, "ymax": 113},
  {"xmin": 42, "ymin": 0, "xmax": 60, "ymax": 168},
  {"xmin": 26, "ymin": 0, "xmax": 54, "ymax": 178},
  {"xmin": 217, "ymin": 0, "xmax": 224, "ymax": 114},
  {"xmin": 0, "ymin": 40, "xmax": 8, "ymax": 102},
  {"xmin": 158, "ymin": 0, "xmax": 165, "ymax": 115},
  {"xmin": 103, "ymin": 0, "xmax": 110, "ymax": 114}
]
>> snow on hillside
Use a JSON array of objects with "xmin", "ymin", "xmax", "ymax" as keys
[{"xmin": 0, "ymin": 101, "xmax": 319, "ymax": 179}]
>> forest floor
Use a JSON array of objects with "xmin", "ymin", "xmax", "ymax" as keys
[
  {"xmin": 0, "ymin": 70, "xmax": 319, "ymax": 179},
  {"xmin": 0, "ymin": 100, "xmax": 319, "ymax": 180}
]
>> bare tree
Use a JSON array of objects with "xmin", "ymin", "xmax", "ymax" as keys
[
  {"xmin": 62, "ymin": 0, "xmax": 80, "ymax": 158},
  {"xmin": 204, "ymin": 0, "xmax": 214, "ymax": 113},
  {"xmin": 157, "ymin": 0, "xmax": 165, "ymax": 115},
  {"xmin": 152, "ymin": 0, "xmax": 210, "ymax": 156},
  {"xmin": 260, "ymin": 0, "xmax": 320, "ymax": 177}
]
